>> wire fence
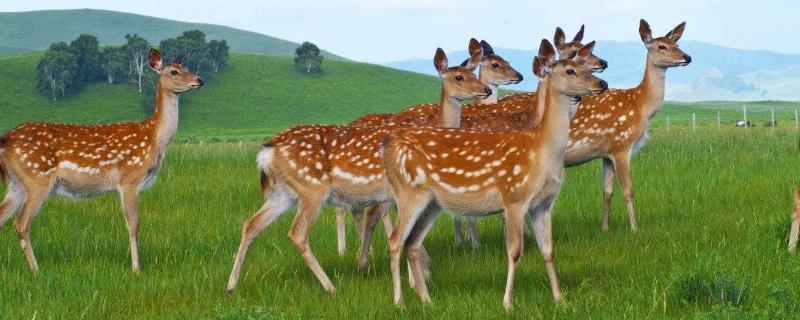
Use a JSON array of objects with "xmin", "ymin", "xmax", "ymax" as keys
[{"xmin": 660, "ymin": 105, "xmax": 800, "ymax": 134}]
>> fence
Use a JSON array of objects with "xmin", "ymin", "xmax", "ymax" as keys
[{"xmin": 660, "ymin": 105, "xmax": 800, "ymax": 133}]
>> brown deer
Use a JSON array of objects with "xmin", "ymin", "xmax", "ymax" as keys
[
  {"xmin": 0, "ymin": 49, "xmax": 203, "ymax": 273},
  {"xmin": 563, "ymin": 20, "xmax": 690, "ymax": 232},
  {"xmin": 337, "ymin": 38, "xmax": 523, "ymax": 254},
  {"xmin": 382, "ymin": 39, "xmax": 606, "ymax": 310},
  {"xmin": 790, "ymin": 189, "xmax": 800, "ymax": 253},
  {"xmin": 225, "ymin": 47, "xmax": 491, "ymax": 293}
]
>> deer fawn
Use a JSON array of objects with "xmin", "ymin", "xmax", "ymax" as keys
[
  {"xmin": 564, "ymin": 20, "xmax": 691, "ymax": 232},
  {"xmin": 336, "ymin": 38, "xmax": 523, "ymax": 254},
  {"xmin": 0, "ymin": 49, "xmax": 203, "ymax": 273},
  {"xmin": 382, "ymin": 39, "xmax": 607, "ymax": 310},
  {"xmin": 225, "ymin": 47, "xmax": 491, "ymax": 293}
]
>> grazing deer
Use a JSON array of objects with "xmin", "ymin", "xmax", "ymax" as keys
[
  {"xmin": 225, "ymin": 47, "xmax": 491, "ymax": 293},
  {"xmin": 0, "ymin": 49, "xmax": 203, "ymax": 273},
  {"xmin": 382, "ymin": 39, "xmax": 607, "ymax": 309},
  {"xmin": 337, "ymin": 38, "xmax": 523, "ymax": 253},
  {"xmin": 563, "ymin": 20, "xmax": 690, "ymax": 232}
]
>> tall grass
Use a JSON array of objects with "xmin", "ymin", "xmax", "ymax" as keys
[{"xmin": 0, "ymin": 129, "xmax": 798, "ymax": 319}]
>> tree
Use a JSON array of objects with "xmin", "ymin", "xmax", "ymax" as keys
[
  {"xmin": 159, "ymin": 30, "xmax": 211, "ymax": 76},
  {"xmin": 294, "ymin": 42, "xmax": 324, "ymax": 74},
  {"xmin": 68, "ymin": 34, "xmax": 101, "ymax": 83},
  {"xmin": 122, "ymin": 33, "xmax": 150, "ymax": 93},
  {"xmin": 36, "ymin": 42, "xmax": 77, "ymax": 101},
  {"xmin": 100, "ymin": 46, "xmax": 125, "ymax": 84},
  {"xmin": 208, "ymin": 39, "xmax": 229, "ymax": 73}
]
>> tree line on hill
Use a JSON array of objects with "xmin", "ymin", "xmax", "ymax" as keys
[{"xmin": 36, "ymin": 30, "xmax": 229, "ymax": 102}]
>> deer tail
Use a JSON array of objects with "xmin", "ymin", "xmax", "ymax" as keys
[{"xmin": 256, "ymin": 142, "xmax": 275, "ymax": 199}]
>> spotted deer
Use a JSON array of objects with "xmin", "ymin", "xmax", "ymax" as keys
[
  {"xmin": 563, "ymin": 20, "xmax": 690, "ymax": 232},
  {"xmin": 382, "ymin": 39, "xmax": 606, "ymax": 310},
  {"xmin": 225, "ymin": 47, "xmax": 491, "ymax": 293},
  {"xmin": 336, "ymin": 38, "xmax": 523, "ymax": 254},
  {"xmin": 0, "ymin": 49, "xmax": 203, "ymax": 273}
]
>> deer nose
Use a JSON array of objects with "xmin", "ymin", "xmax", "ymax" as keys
[
  {"xmin": 683, "ymin": 55, "xmax": 692, "ymax": 64},
  {"xmin": 599, "ymin": 59, "xmax": 608, "ymax": 69},
  {"xmin": 515, "ymin": 72, "xmax": 524, "ymax": 81},
  {"xmin": 599, "ymin": 80, "xmax": 608, "ymax": 91},
  {"xmin": 484, "ymin": 87, "xmax": 493, "ymax": 96},
  {"xmin": 197, "ymin": 77, "xmax": 205, "ymax": 86}
]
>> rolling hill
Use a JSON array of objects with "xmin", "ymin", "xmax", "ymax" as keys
[
  {"xmin": 0, "ymin": 52, "xmax": 440, "ymax": 140},
  {"xmin": 0, "ymin": 9, "xmax": 345, "ymax": 60},
  {"xmin": 385, "ymin": 41, "xmax": 800, "ymax": 102}
]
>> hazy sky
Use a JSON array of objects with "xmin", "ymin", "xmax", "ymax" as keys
[{"xmin": 2, "ymin": 0, "xmax": 798, "ymax": 62}]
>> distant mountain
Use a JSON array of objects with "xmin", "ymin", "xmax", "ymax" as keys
[
  {"xmin": 0, "ymin": 9, "xmax": 346, "ymax": 60},
  {"xmin": 384, "ymin": 41, "xmax": 800, "ymax": 102}
]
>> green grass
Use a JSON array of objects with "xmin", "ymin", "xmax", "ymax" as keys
[
  {"xmin": 0, "ymin": 9, "xmax": 345, "ymax": 59},
  {"xmin": 0, "ymin": 52, "xmax": 440, "ymax": 140},
  {"xmin": 0, "ymin": 129, "xmax": 798, "ymax": 319}
]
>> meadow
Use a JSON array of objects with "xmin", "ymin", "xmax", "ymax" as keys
[{"xmin": 0, "ymin": 128, "xmax": 798, "ymax": 319}]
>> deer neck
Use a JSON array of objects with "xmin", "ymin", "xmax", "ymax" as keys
[
  {"xmin": 535, "ymin": 83, "xmax": 576, "ymax": 157},
  {"xmin": 147, "ymin": 81, "xmax": 180, "ymax": 154},
  {"xmin": 476, "ymin": 70, "xmax": 499, "ymax": 105},
  {"xmin": 440, "ymin": 88, "xmax": 465, "ymax": 128},
  {"xmin": 637, "ymin": 55, "xmax": 667, "ymax": 118}
]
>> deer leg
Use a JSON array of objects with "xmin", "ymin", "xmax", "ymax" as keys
[
  {"xmin": 358, "ymin": 202, "xmax": 390, "ymax": 271},
  {"xmin": 335, "ymin": 207, "xmax": 347, "ymax": 256},
  {"xmin": 612, "ymin": 153, "xmax": 638, "ymax": 233},
  {"xmin": 404, "ymin": 204, "xmax": 440, "ymax": 304},
  {"xmin": 454, "ymin": 216, "xmax": 464, "ymax": 247},
  {"xmin": 388, "ymin": 191, "xmax": 431, "ymax": 307},
  {"xmin": 467, "ymin": 216, "xmax": 480, "ymax": 248},
  {"xmin": 601, "ymin": 157, "xmax": 616, "ymax": 231},
  {"xmin": 501, "ymin": 204, "xmax": 526, "ymax": 311},
  {"xmin": 226, "ymin": 189, "xmax": 295, "ymax": 293},
  {"xmin": 0, "ymin": 183, "xmax": 23, "ymax": 229},
  {"xmin": 287, "ymin": 197, "xmax": 333, "ymax": 292},
  {"xmin": 14, "ymin": 186, "xmax": 48, "ymax": 273},
  {"xmin": 352, "ymin": 206, "xmax": 366, "ymax": 240},
  {"xmin": 119, "ymin": 186, "xmax": 142, "ymax": 273},
  {"xmin": 529, "ymin": 198, "xmax": 562, "ymax": 302},
  {"xmin": 789, "ymin": 189, "xmax": 800, "ymax": 253}
]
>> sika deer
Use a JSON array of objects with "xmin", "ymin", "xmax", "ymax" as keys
[
  {"xmin": 0, "ymin": 49, "xmax": 203, "ymax": 273},
  {"xmin": 382, "ymin": 39, "xmax": 606, "ymax": 310},
  {"xmin": 225, "ymin": 48, "xmax": 491, "ymax": 293}
]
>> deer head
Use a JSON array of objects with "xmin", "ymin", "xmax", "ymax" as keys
[
  {"xmin": 535, "ymin": 40, "xmax": 608, "ymax": 101},
  {"xmin": 639, "ymin": 19, "xmax": 692, "ymax": 68},
  {"xmin": 435, "ymin": 47, "xmax": 492, "ymax": 101},
  {"xmin": 148, "ymin": 48, "xmax": 204, "ymax": 93},
  {"xmin": 554, "ymin": 25, "xmax": 608, "ymax": 73},
  {"xmin": 461, "ymin": 38, "xmax": 523, "ymax": 86}
]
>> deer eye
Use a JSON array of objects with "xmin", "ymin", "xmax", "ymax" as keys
[
  {"xmin": 170, "ymin": 70, "xmax": 180, "ymax": 76},
  {"xmin": 658, "ymin": 45, "xmax": 667, "ymax": 50},
  {"xmin": 566, "ymin": 69, "xmax": 576, "ymax": 76},
  {"xmin": 455, "ymin": 75, "xmax": 464, "ymax": 81},
  {"xmin": 491, "ymin": 63, "xmax": 500, "ymax": 68}
]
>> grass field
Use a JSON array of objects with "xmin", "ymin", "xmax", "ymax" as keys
[{"xmin": 0, "ymin": 128, "xmax": 798, "ymax": 319}]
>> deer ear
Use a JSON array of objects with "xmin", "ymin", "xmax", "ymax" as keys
[
  {"xmin": 639, "ymin": 19, "xmax": 653, "ymax": 43},
  {"xmin": 666, "ymin": 22, "xmax": 686, "ymax": 42},
  {"xmin": 480, "ymin": 40, "xmax": 494, "ymax": 56},
  {"xmin": 538, "ymin": 39, "xmax": 556, "ymax": 66},
  {"xmin": 434, "ymin": 48, "xmax": 449, "ymax": 76},
  {"xmin": 149, "ymin": 48, "xmax": 163, "ymax": 72},
  {"xmin": 468, "ymin": 38, "xmax": 482, "ymax": 57},
  {"xmin": 554, "ymin": 27, "xmax": 566, "ymax": 48},
  {"xmin": 572, "ymin": 24, "xmax": 585, "ymax": 43},
  {"xmin": 173, "ymin": 52, "xmax": 187, "ymax": 64},
  {"xmin": 464, "ymin": 47, "xmax": 483, "ymax": 71},
  {"xmin": 574, "ymin": 41, "xmax": 596, "ymax": 65},
  {"xmin": 533, "ymin": 56, "xmax": 548, "ymax": 78}
]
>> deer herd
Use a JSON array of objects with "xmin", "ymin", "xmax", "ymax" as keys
[{"xmin": 2, "ymin": 19, "xmax": 722, "ymax": 310}]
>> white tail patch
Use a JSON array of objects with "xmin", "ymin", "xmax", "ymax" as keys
[{"xmin": 257, "ymin": 146, "xmax": 274, "ymax": 171}]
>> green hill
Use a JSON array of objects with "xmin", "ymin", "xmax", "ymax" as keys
[
  {"xmin": 0, "ymin": 52, "xmax": 440, "ymax": 140},
  {"xmin": 0, "ymin": 9, "xmax": 345, "ymax": 59}
]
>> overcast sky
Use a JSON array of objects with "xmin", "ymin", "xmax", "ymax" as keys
[{"xmin": 2, "ymin": 0, "xmax": 798, "ymax": 62}]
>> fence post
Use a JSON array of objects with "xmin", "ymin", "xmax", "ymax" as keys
[
  {"xmin": 795, "ymin": 109, "xmax": 799, "ymax": 133},
  {"xmin": 771, "ymin": 109, "xmax": 776, "ymax": 129},
  {"xmin": 692, "ymin": 113, "xmax": 696, "ymax": 132},
  {"xmin": 239, "ymin": 140, "xmax": 243, "ymax": 149},
  {"xmin": 743, "ymin": 105, "xmax": 748, "ymax": 130},
  {"xmin": 717, "ymin": 110, "xmax": 721, "ymax": 130}
]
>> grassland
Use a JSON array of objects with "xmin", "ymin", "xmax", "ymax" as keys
[{"xmin": 0, "ymin": 128, "xmax": 798, "ymax": 319}]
